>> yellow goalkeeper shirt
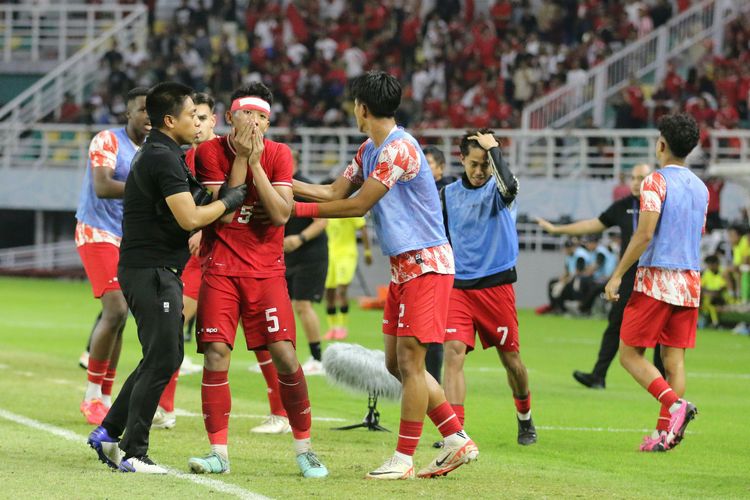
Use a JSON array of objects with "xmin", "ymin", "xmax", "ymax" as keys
[{"xmin": 326, "ymin": 217, "xmax": 365, "ymax": 258}]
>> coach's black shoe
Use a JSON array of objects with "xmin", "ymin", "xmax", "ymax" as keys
[
  {"xmin": 573, "ymin": 370, "xmax": 605, "ymax": 389},
  {"xmin": 517, "ymin": 417, "xmax": 537, "ymax": 445}
]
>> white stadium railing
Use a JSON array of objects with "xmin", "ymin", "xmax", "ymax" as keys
[
  {"xmin": 0, "ymin": 3, "xmax": 144, "ymax": 68},
  {"xmin": 1, "ymin": 123, "xmax": 748, "ymax": 179},
  {"xmin": 521, "ymin": 0, "xmax": 748, "ymax": 129}
]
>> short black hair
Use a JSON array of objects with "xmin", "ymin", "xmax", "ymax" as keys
[
  {"xmin": 192, "ymin": 92, "xmax": 215, "ymax": 111},
  {"xmin": 459, "ymin": 128, "xmax": 495, "ymax": 156},
  {"xmin": 423, "ymin": 146, "xmax": 445, "ymax": 165},
  {"xmin": 704, "ymin": 254, "xmax": 719, "ymax": 265},
  {"xmin": 230, "ymin": 82, "xmax": 273, "ymax": 106},
  {"xmin": 349, "ymin": 71, "xmax": 401, "ymax": 118},
  {"xmin": 657, "ymin": 113, "xmax": 699, "ymax": 158},
  {"xmin": 146, "ymin": 82, "xmax": 194, "ymax": 129},
  {"xmin": 126, "ymin": 87, "xmax": 149, "ymax": 103}
]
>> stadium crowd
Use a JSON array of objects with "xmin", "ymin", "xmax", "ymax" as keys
[{"xmin": 56, "ymin": 0, "xmax": 691, "ymax": 130}]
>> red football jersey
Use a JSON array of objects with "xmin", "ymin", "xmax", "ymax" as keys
[{"xmin": 194, "ymin": 135, "xmax": 293, "ymax": 277}]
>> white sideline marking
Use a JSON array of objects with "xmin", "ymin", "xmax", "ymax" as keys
[
  {"xmin": 0, "ymin": 363, "xmax": 8, "ymax": 369},
  {"xmin": 173, "ymin": 408, "xmax": 346, "ymax": 422},
  {"xmin": 537, "ymin": 425, "xmax": 698, "ymax": 435},
  {"xmin": 0, "ymin": 408, "xmax": 270, "ymax": 500}
]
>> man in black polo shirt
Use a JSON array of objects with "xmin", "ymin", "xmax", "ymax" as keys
[
  {"xmin": 537, "ymin": 163, "xmax": 664, "ymax": 389},
  {"xmin": 282, "ymin": 152, "xmax": 329, "ymax": 376},
  {"xmin": 87, "ymin": 82, "xmax": 246, "ymax": 474}
]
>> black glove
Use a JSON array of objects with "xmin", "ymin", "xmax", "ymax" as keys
[{"xmin": 218, "ymin": 183, "xmax": 247, "ymax": 215}]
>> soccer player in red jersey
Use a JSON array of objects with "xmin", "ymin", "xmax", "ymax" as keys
[
  {"xmin": 74, "ymin": 88, "xmax": 150, "ymax": 425},
  {"xmin": 293, "ymin": 71, "xmax": 477, "ymax": 480},
  {"xmin": 153, "ymin": 92, "xmax": 218, "ymax": 430},
  {"xmin": 605, "ymin": 113, "xmax": 707, "ymax": 452},
  {"xmin": 187, "ymin": 83, "xmax": 327, "ymax": 478}
]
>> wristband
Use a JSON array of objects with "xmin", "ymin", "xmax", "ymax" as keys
[{"xmin": 295, "ymin": 202, "xmax": 320, "ymax": 218}]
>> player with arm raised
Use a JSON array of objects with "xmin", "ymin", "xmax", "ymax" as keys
[
  {"xmin": 441, "ymin": 129, "xmax": 537, "ymax": 447},
  {"xmin": 293, "ymin": 71, "xmax": 477, "ymax": 480},
  {"xmin": 187, "ymin": 83, "xmax": 327, "ymax": 478}
]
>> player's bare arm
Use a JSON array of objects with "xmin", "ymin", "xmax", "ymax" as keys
[
  {"xmin": 292, "ymin": 175, "xmax": 359, "ymax": 202},
  {"xmin": 248, "ymin": 126, "xmax": 293, "ymax": 226},
  {"xmin": 92, "ymin": 166, "xmax": 126, "ymax": 199},
  {"xmin": 604, "ymin": 210, "xmax": 659, "ymax": 301},
  {"xmin": 284, "ymin": 218, "xmax": 327, "ymax": 253},
  {"xmin": 536, "ymin": 217, "xmax": 607, "ymax": 235},
  {"xmin": 294, "ymin": 177, "xmax": 388, "ymax": 218},
  {"xmin": 361, "ymin": 224, "xmax": 373, "ymax": 265}
]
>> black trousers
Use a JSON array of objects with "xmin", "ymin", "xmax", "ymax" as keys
[
  {"xmin": 591, "ymin": 285, "xmax": 665, "ymax": 380},
  {"xmin": 425, "ymin": 343, "xmax": 443, "ymax": 383},
  {"xmin": 102, "ymin": 266, "xmax": 184, "ymax": 458}
]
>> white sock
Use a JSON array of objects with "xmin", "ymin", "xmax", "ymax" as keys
[
  {"xmin": 101, "ymin": 394, "xmax": 112, "ymax": 407},
  {"xmin": 393, "ymin": 451, "xmax": 413, "ymax": 466},
  {"xmin": 294, "ymin": 438, "xmax": 312, "ymax": 455},
  {"xmin": 517, "ymin": 410, "xmax": 531, "ymax": 421},
  {"xmin": 84, "ymin": 382, "xmax": 102, "ymax": 401},
  {"xmin": 211, "ymin": 444, "xmax": 228, "ymax": 460},
  {"xmin": 444, "ymin": 430, "xmax": 469, "ymax": 447}
]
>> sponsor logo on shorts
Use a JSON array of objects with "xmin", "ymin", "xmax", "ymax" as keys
[
  {"xmin": 163, "ymin": 301, "xmax": 170, "ymax": 312},
  {"xmin": 200, "ymin": 327, "xmax": 218, "ymax": 333}
]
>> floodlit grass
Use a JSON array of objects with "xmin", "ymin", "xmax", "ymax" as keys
[{"xmin": 0, "ymin": 277, "xmax": 748, "ymax": 499}]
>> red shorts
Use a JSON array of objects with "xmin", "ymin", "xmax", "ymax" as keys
[
  {"xmin": 182, "ymin": 256, "xmax": 202, "ymax": 300},
  {"xmin": 445, "ymin": 284, "xmax": 519, "ymax": 353},
  {"xmin": 196, "ymin": 274, "xmax": 296, "ymax": 352},
  {"xmin": 77, "ymin": 242, "xmax": 121, "ymax": 298},
  {"xmin": 383, "ymin": 273, "xmax": 453, "ymax": 344},
  {"xmin": 620, "ymin": 291, "xmax": 698, "ymax": 348}
]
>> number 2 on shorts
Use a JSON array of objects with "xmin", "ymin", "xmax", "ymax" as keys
[{"xmin": 397, "ymin": 303, "xmax": 405, "ymax": 328}]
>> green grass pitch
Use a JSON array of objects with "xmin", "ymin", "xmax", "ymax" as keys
[{"xmin": 0, "ymin": 276, "xmax": 748, "ymax": 498}]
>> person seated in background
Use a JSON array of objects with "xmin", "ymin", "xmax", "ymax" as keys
[
  {"xmin": 423, "ymin": 145, "xmax": 457, "ymax": 191},
  {"xmin": 700, "ymin": 254, "xmax": 730, "ymax": 328},
  {"xmin": 546, "ymin": 238, "xmax": 593, "ymax": 314},
  {"xmin": 579, "ymin": 234, "xmax": 618, "ymax": 315},
  {"xmin": 726, "ymin": 225, "xmax": 750, "ymax": 303}
]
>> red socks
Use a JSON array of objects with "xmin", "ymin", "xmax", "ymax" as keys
[
  {"xmin": 202, "ymin": 369, "xmax": 230, "ymax": 445},
  {"xmin": 514, "ymin": 392, "xmax": 532, "ymax": 415},
  {"xmin": 451, "ymin": 404, "xmax": 465, "ymax": 427},
  {"xmin": 428, "ymin": 401, "xmax": 462, "ymax": 437},
  {"xmin": 87, "ymin": 358, "xmax": 109, "ymax": 386},
  {"xmin": 396, "ymin": 420, "xmax": 423, "ymax": 456},
  {"xmin": 277, "ymin": 366, "xmax": 311, "ymax": 440},
  {"xmin": 158, "ymin": 370, "xmax": 179, "ymax": 412},
  {"xmin": 101, "ymin": 367, "xmax": 116, "ymax": 397},
  {"xmin": 256, "ymin": 350, "xmax": 287, "ymax": 417},
  {"xmin": 656, "ymin": 405, "xmax": 671, "ymax": 432},
  {"xmin": 647, "ymin": 377, "xmax": 679, "ymax": 408}
]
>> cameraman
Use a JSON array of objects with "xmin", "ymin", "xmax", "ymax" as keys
[{"xmin": 88, "ymin": 82, "xmax": 246, "ymax": 474}]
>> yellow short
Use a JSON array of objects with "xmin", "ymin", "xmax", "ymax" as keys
[{"xmin": 326, "ymin": 254, "xmax": 358, "ymax": 288}]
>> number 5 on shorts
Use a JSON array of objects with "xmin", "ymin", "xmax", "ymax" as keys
[
  {"xmin": 497, "ymin": 326, "xmax": 508, "ymax": 346},
  {"xmin": 265, "ymin": 307, "xmax": 279, "ymax": 333}
]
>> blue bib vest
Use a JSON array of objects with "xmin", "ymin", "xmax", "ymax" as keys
[
  {"xmin": 639, "ymin": 166, "xmax": 708, "ymax": 271},
  {"xmin": 360, "ymin": 128, "xmax": 448, "ymax": 256},
  {"xmin": 444, "ymin": 177, "xmax": 518, "ymax": 280},
  {"xmin": 75, "ymin": 128, "xmax": 139, "ymax": 237}
]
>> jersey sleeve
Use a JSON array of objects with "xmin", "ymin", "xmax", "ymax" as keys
[
  {"xmin": 153, "ymin": 150, "xmax": 190, "ymax": 198},
  {"xmin": 640, "ymin": 172, "xmax": 666, "ymax": 213},
  {"xmin": 270, "ymin": 142, "xmax": 293, "ymax": 188},
  {"xmin": 342, "ymin": 142, "xmax": 367, "ymax": 186},
  {"xmin": 88, "ymin": 130, "xmax": 119, "ymax": 169},
  {"xmin": 195, "ymin": 141, "xmax": 226, "ymax": 186},
  {"xmin": 370, "ymin": 138, "xmax": 420, "ymax": 189},
  {"xmin": 597, "ymin": 200, "xmax": 620, "ymax": 227},
  {"xmin": 353, "ymin": 216, "xmax": 366, "ymax": 229}
]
